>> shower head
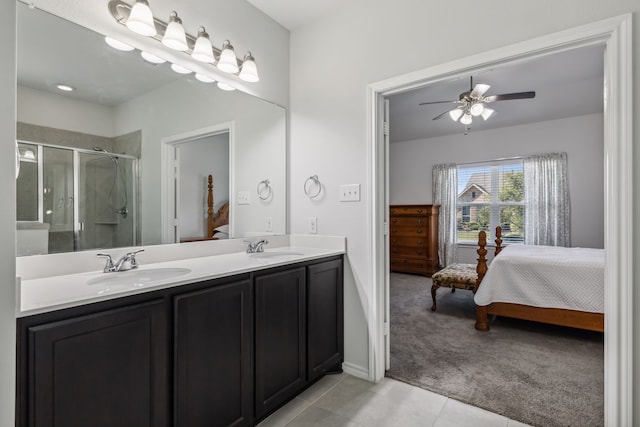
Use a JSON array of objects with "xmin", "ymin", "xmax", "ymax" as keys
[{"xmin": 93, "ymin": 147, "xmax": 118, "ymax": 162}]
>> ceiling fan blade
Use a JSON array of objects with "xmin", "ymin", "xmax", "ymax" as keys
[
  {"xmin": 484, "ymin": 91, "xmax": 536, "ymax": 102},
  {"xmin": 471, "ymin": 83, "xmax": 490, "ymax": 98},
  {"xmin": 419, "ymin": 100, "xmax": 459, "ymax": 106}
]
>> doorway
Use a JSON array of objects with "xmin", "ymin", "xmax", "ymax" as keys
[{"xmin": 367, "ymin": 14, "xmax": 632, "ymax": 425}]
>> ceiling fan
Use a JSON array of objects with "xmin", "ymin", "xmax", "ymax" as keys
[{"xmin": 419, "ymin": 76, "xmax": 535, "ymax": 128}]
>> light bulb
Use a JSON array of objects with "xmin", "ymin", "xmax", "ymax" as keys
[
  {"xmin": 481, "ymin": 108, "xmax": 495, "ymax": 120},
  {"xmin": 217, "ymin": 40, "xmax": 239, "ymax": 74},
  {"xmin": 191, "ymin": 27, "xmax": 215, "ymax": 63},
  {"xmin": 170, "ymin": 63, "xmax": 192, "ymax": 74},
  {"xmin": 460, "ymin": 113, "xmax": 472, "ymax": 125},
  {"xmin": 56, "ymin": 84, "xmax": 74, "ymax": 92},
  {"xmin": 449, "ymin": 108, "xmax": 463, "ymax": 121},
  {"xmin": 238, "ymin": 52, "xmax": 259, "ymax": 82},
  {"xmin": 141, "ymin": 51, "xmax": 166, "ymax": 64},
  {"xmin": 126, "ymin": 0, "xmax": 156, "ymax": 37},
  {"xmin": 162, "ymin": 12, "xmax": 188, "ymax": 51},
  {"xmin": 104, "ymin": 36, "xmax": 135, "ymax": 51},
  {"xmin": 470, "ymin": 102, "xmax": 485, "ymax": 116},
  {"xmin": 195, "ymin": 73, "xmax": 216, "ymax": 83}
]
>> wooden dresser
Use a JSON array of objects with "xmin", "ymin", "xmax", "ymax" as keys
[{"xmin": 389, "ymin": 204, "xmax": 439, "ymax": 277}]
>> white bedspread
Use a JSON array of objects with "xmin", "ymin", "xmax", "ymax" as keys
[{"xmin": 473, "ymin": 244, "xmax": 604, "ymax": 313}]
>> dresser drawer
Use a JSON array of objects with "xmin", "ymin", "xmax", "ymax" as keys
[
  {"xmin": 390, "ymin": 226, "xmax": 428, "ymax": 237},
  {"xmin": 390, "ymin": 257, "xmax": 429, "ymax": 274},
  {"xmin": 389, "ymin": 236, "xmax": 428, "ymax": 247},
  {"xmin": 389, "ymin": 217, "xmax": 427, "ymax": 227},
  {"xmin": 389, "ymin": 206, "xmax": 429, "ymax": 217},
  {"xmin": 390, "ymin": 246, "xmax": 428, "ymax": 257}
]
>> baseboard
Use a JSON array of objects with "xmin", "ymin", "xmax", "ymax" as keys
[{"xmin": 342, "ymin": 362, "xmax": 369, "ymax": 380}]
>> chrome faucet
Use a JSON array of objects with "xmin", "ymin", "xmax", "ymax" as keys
[
  {"xmin": 97, "ymin": 249, "xmax": 145, "ymax": 272},
  {"xmin": 244, "ymin": 239, "xmax": 269, "ymax": 254}
]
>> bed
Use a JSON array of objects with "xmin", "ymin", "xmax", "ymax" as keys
[
  {"xmin": 474, "ymin": 227, "xmax": 604, "ymax": 332},
  {"xmin": 180, "ymin": 174, "xmax": 229, "ymax": 242}
]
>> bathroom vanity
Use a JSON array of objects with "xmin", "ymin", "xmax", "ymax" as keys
[{"xmin": 16, "ymin": 237, "xmax": 344, "ymax": 427}]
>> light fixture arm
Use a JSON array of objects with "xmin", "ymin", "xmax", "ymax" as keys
[{"xmin": 107, "ymin": 0, "xmax": 246, "ymax": 68}]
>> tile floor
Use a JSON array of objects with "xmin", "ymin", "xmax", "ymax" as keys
[{"xmin": 258, "ymin": 373, "xmax": 532, "ymax": 427}]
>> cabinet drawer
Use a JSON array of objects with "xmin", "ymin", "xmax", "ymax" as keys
[
  {"xmin": 390, "ymin": 226, "xmax": 428, "ymax": 237},
  {"xmin": 390, "ymin": 217, "xmax": 427, "ymax": 227},
  {"xmin": 390, "ymin": 236, "xmax": 428, "ymax": 247},
  {"xmin": 389, "ymin": 206, "xmax": 429, "ymax": 216},
  {"xmin": 390, "ymin": 246, "xmax": 428, "ymax": 257},
  {"xmin": 390, "ymin": 257, "xmax": 429, "ymax": 274}
]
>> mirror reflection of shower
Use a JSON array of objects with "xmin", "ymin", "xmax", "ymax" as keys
[
  {"xmin": 93, "ymin": 147, "xmax": 128, "ymax": 219},
  {"xmin": 16, "ymin": 140, "xmax": 139, "ymax": 255}
]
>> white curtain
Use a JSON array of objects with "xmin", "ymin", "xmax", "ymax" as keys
[
  {"xmin": 432, "ymin": 163, "xmax": 458, "ymax": 267},
  {"xmin": 523, "ymin": 152, "xmax": 571, "ymax": 246}
]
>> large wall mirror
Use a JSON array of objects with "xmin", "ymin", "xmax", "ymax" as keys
[{"xmin": 16, "ymin": 2, "xmax": 286, "ymax": 256}]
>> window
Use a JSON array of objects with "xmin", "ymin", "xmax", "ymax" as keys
[{"xmin": 456, "ymin": 159, "xmax": 524, "ymax": 244}]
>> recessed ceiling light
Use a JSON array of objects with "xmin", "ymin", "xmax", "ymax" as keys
[
  {"xmin": 56, "ymin": 84, "xmax": 74, "ymax": 92},
  {"xmin": 104, "ymin": 36, "xmax": 135, "ymax": 52}
]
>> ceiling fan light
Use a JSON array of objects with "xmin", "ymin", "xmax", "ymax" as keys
[
  {"xmin": 238, "ymin": 52, "xmax": 259, "ymax": 82},
  {"xmin": 470, "ymin": 102, "xmax": 485, "ymax": 116},
  {"xmin": 191, "ymin": 27, "xmax": 215, "ymax": 63},
  {"xmin": 449, "ymin": 108, "xmax": 464, "ymax": 121},
  {"xmin": 162, "ymin": 12, "xmax": 188, "ymax": 51},
  {"xmin": 217, "ymin": 40, "xmax": 239, "ymax": 74},
  {"xmin": 460, "ymin": 113, "xmax": 473, "ymax": 125},
  {"xmin": 481, "ymin": 108, "xmax": 495, "ymax": 120},
  {"xmin": 126, "ymin": 0, "xmax": 156, "ymax": 37}
]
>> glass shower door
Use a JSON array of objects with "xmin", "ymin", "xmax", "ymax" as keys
[
  {"xmin": 77, "ymin": 151, "xmax": 137, "ymax": 251},
  {"xmin": 42, "ymin": 146, "xmax": 75, "ymax": 253}
]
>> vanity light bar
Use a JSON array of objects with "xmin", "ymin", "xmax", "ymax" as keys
[{"xmin": 107, "ymin": 0, "xmax": 259, "ymax": 82}]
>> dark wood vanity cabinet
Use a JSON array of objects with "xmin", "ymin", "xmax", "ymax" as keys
[
  {"xmin": 21, "ymin": 300, "xmax": 169, "ymax": 427},
  {"xmin": 174, "ymin": 279, "xmax": 253, "ymax": 427},
  {"xmin": 254, "ymin": 267, "xmax": 306, "ymax": 419},
  {"xmin": 17, "ymin": 256, "xmax": 344, "ymax": 427},
  {"xmin": 307, "ymin": 259, "xmax": 344, "ymax": 382}
]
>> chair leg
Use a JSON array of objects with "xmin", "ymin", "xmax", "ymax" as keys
[
  {"xmin": 451, "ymin": 288, "xmax": 456, "ymax": 293},
  {"xmin": 431, "ymin": 284, "xmax": 439, "ymax": 311}
]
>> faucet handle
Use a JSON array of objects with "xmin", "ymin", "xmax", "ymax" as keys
[
  {"xmin": 127, "ymin": 249, "xmax": 145, "ymax": 269},
  {"xmin": 97, "ymin": 253, "xmax": 115, "ymax": 272}
]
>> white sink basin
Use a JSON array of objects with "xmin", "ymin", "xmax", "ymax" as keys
[
  {"xmin": 248, "ymin": 251, "xmax": 304, "ymax": 260},
  {"xmin": 87, "ymin": 267, "xmax": 192, "ymax": 291}
]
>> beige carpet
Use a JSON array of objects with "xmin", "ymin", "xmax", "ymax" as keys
[{"xmin": 386, "ymin": 272, "xmax": 604, "ymax": 427}]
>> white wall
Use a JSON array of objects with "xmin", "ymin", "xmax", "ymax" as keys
[
  {"xmin": 114, "ymin": 79, "xmax": 286, "ymax": 244},
  {"xmin": 288, "ymin": 0, "xmax": 640, "ymax": 407},
  {"xmin": 17, "ymin": 86, "xmax": 115, "ymax": 137},
  {"xmin": 178, "ymin": 133, "xmax": 230, "ymax": 238},
  {"xmin": 0, "ymin": 1, "xmax": 16, "ymax": 424},
  {"xmin": 390, "ymin": 113, "xmax": 604, "ymax": 249}
]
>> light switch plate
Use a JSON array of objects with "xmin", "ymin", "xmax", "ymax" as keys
[
  {"xmin": 339, "ymin": 184, "xmax": 361, "ymax": 202},
  {"xmin": 265, "ymin": 217, "xmax": 273, "ymax": 232},
  {"xmin": 237, "ymin": 190, "xmax": 251, "ymax": 205}
]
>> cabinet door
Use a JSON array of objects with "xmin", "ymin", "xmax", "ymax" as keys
[
  {"xmin": 307, "ymin": 259, "xmax": 344, "ymax": 382},
  {"xmin": 254, "ymin": 267, "xmax": 306, "ymax": 419},
  {"xmin": 27, "ymin": 300, "xmax": 167, "ymax": 427},
  {"xmin": 174, "ymin": 279, "xmax": 253, "ymax": 427}
]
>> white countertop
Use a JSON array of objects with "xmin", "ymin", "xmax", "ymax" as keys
[{"xmin": 17, "ymin": 235, "xmax": 345, "ymax": 317}]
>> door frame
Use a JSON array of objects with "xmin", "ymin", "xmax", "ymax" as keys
[
  {"xmin": 366, "ymin": 14, "xmax": 632, "ymax": 425},
  {"xmin": 160, "ymin": 122, "xmax": 235, "ymax": 244}
]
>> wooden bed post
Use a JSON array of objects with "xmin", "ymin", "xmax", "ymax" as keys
[
  {"xmin": 475, "ymin": 230, "xmax": 490, "ymax": 331},
  {"xmin": 206, "ymin": 175, "xmax": 214, "ymax": 238},
  {"xmin": 495, "ymin": 226, "xmax": 503, "ymax": 256}
]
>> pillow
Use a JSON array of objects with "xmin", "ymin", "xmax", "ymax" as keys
[{"xmin": 214, "ymin": 224, "xmax": 229, "ymax": 234}]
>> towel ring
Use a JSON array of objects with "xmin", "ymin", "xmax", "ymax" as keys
[
  {"xmin": 257, "ymin": 179, "xmax": 272, "ymax": 200},
  {"xmin": 304, "ymin": 175, "xmax": 322, "ymax": 199}
]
